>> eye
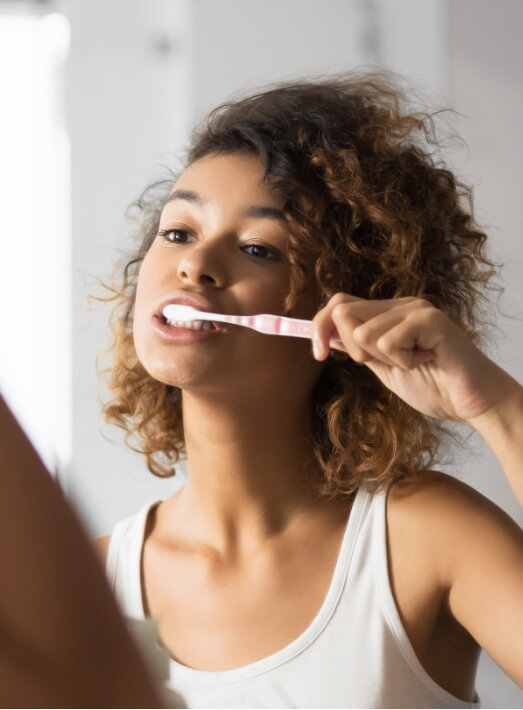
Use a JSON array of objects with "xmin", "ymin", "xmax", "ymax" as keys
[
  {"xmin": 157, "ymin": 228, "xmax": 193, "ymax": 244},
  {"xmin": 242, "ymin": 243, "xmax": 280, "ymax": 260}
]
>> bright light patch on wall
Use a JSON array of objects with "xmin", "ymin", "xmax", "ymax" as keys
[{"xmin": 0, "ymin": 12, "xmax": 71, "ymax": 476}]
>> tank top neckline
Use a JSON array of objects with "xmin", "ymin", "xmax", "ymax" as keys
[{"xmin": 135, "ymin": 485, "xmax": 372, "ymax": 684}]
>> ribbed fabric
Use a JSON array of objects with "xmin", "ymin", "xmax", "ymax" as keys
[{"xmin": 106, "ymin": 487, "xmax": 480, "ymax": 709}]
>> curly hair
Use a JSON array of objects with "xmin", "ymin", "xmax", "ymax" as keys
[{"xmin": 99, "ymin": 69, "xmax": 498, "ymax": 498}]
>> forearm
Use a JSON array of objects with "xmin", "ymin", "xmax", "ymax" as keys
[{"xmin": 468, "ymin": 373, "xmax": 523, "ymax": 508}]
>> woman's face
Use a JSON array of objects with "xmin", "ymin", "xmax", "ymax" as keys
[{"xmin": 133, "ymin": 152, "xmax": 322, "ymax": 396}]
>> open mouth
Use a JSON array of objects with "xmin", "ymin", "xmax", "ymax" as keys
[{"xmin": 162, "ymin": 315, "xmax": 217, "ymax": 331}]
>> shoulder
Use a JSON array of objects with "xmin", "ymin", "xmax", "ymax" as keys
[
  {"xmin": 92, "ymin": 535, "xmax": 111, "ymax": 568},
  {"xmin": 387, "ymin": 469, "xmax": 523, "ymax": 598},
  {"xmin": 385, "ymin": 474, "xmax": 522, "ymax": 634},
  {"xmin": 389, "ymin": 468, "xmax": 485, "ymax": 504},
  {"xmin": 89, "ymin": 500, "xmax": 164, "ymax": 569},
  {"xmin": 387, "ymin": 472, "xmax": 523, "ymax": 687},
  {"xmin": 387, "ymin": 469, "xmax": 520, "ymax": 537}
]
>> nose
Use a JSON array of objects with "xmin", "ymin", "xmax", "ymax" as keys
[{"xmin": 176, "ymin": 240, "xmax": 226, "ymax": 288}]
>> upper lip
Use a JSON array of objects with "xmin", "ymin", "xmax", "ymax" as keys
[{"xmin": 155, "ymin": 292, "xmax": 224, "ymax": 320}]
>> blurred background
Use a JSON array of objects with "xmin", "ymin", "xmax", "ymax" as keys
[{"xmin": 0, "ymin": 0, "xmax": 522, "ymax": 705}]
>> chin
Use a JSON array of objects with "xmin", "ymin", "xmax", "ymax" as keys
[
  {"xmin": 140, "ymin": 358, "xmax": 195, "ymax": 389},
  {"xmin": 137, "ymin": 350, "xmax": 224, "ymax": 391}
]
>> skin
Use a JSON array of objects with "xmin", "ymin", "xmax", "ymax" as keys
[
  {"xmin": 0, "ymin": 394, "xmax": 163, "ymax": 707},
  {"xmin": 96, "ymin": 152, "xmax": 523, "ymax": 702}
]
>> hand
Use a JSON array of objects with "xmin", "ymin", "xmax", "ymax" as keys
[{"xmin": 311, "ymin": 293, "xmax": 516, "ymax": 425}]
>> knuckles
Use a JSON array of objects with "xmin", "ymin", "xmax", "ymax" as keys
[
  {"xmin": 376, "ymin": 334, "xmax": 394, "ymax": 354},
  {"xmin": 410, "ymin": 297, "xmax": 434, "ymax": 312},
  {"xmin": 331, "ymin": 301, "xmax": 354, "ymax": 321},
  {"xmin": 318, "ymin": 294, "xmax": 449, "ymax": 344},
  {"xmin": 330, "ymin": 292, "xmax": 352, "ymax": 305}
]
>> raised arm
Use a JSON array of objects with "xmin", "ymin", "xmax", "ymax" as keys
[
  {"xmin": 312, "ymin": 293, "xmax": 523, "ymax": 507},
  {"xmin": 0, "ymin": 394, "xmax": 164, "ymax": 708},
  {"xmin": 467, "ymin": 376, "xmax": 523, "ymax": 506}
]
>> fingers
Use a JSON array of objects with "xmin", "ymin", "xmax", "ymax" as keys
[
  {"xmin": 311, "ymin": 294, "xmax": 437, "ymax": 368},
  {"xmin": 312, "ymin": 293, "xmax": 364, "ymax": 360},
  {"xmin": 359, "ymin": 311, "xmax": 437, "ymax": 369}
]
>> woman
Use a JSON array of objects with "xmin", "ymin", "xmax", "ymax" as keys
[{"xmin": 94, "ymin": 71, "xmax": 523, "ymax": 708}]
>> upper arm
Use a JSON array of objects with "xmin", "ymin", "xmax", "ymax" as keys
[
  {"xmin": 92, "ymin": 534, "xmax": 111, "ymax": 568},
  {"xmin": 443, "ymin": 481, "xmax": 523, "ymax": 687},
  {"xmin": 401, "ymin": 472, "xmax": 523, "ymax": 688}
]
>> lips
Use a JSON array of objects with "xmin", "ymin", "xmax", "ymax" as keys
[{"xmin": 152, "ymin": 316, "xmax": 224, "ymax": 343}]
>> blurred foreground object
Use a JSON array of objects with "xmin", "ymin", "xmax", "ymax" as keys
[{"xmin": 0, "ymin": 393, "xmax": 164, "ymax": 708}]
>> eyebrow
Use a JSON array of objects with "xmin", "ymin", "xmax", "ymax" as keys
[
  {"xmin": 164, "ymin": 189, "xmax": 286, "ymax": 224},
  {"xmin": 165, "ymin": 189, "xmax": 205, "ymax": 207}
]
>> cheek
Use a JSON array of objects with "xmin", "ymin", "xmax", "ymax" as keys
[
  {"xmin": 134, "ymin": 250, "xmax": 164, "ymax": 320},
  {"xmin": 240, "ymin": 272, "xmax": 293, "ymax": 314},
  {"xmin": 132, "ymin": 257, "xmax": 157, "ymax": 355},
  {"xmin": 135, "ymin": 250, "xmax": 156, "ymax": 297}
]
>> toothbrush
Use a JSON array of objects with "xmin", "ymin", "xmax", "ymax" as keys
[{"xmin": 162, "ymin": 304, "xmax": 342, "ymax": 343}]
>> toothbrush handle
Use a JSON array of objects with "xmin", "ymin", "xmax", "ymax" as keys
[
  {"xmin": 191, "ymin": 312, "xmax": 306, "ymax": 334},
  {"xmin": 274, "ymin": 315, "xmax": 312, "ymax": 338},
  {"xmin": 278, "ymin": 316, "xmax": 343, "ymax": 344},
  {"xmin": 230, "ymin": 314, "xmax": 311, "ymax": 338},
  {"xmin": 236, "ymin": 314, "xmax": 343, "ymax": 344}
]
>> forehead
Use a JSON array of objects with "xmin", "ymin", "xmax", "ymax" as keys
[{"xmin": 170, "ymin": 153, "xmax": 284, "ymax": 209}]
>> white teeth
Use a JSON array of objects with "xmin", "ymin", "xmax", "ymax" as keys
[{"xmin": 166, "ymin": 318, "xmax": 214, "ymax": 331}]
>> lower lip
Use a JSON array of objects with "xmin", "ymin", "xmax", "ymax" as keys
[{"xmin": 151, "ymin": 315, "xmax": 224, "ymax": 343}]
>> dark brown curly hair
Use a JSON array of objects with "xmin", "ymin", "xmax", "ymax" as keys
[{"xmin": 99, "ymin": 70, "xmax": 498, "ymax": 499}]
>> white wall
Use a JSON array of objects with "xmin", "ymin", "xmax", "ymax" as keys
[{"xmin": 191, "ymin": 0, "xmax": 447, "ymax": 119}]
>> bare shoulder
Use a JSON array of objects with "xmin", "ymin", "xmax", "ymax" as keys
[
  {"xmin": 92, "ymin": 534, "xmax": 111, "ymax": 567},
  {"xmin": 388, "ymin": 469, "xmax": 521, "ymax": 535},
  {"xmin": 388, "ymin": 471, "xmax": 523, "ymax": 688},
  {"xmin": 386, "ymin": 470, "xmax": 523, "ymax": 692},
  {"xmin": 387, "ymin": 469, "xmax": 523, "ymax": 630}
]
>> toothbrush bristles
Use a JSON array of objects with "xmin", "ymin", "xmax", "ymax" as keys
[{"xmin": 163, "ymin": 304, "xmax": 207, "ymax": 321}]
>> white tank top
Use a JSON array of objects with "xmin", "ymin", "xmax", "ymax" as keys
[{"xmin": 105, "ymin": 486, "xmax": 480, "ymax": 709}]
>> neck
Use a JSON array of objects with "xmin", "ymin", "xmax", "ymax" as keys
[{"xmin": 173, "ymin": 387, "xmax": 323, "ymax": 553}]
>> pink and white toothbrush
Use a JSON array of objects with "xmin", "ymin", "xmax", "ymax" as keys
[{"xmin": 162, "ymin": 304, "xmax": 342, "ymax": 343}]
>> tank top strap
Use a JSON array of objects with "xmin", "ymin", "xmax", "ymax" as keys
[{"xmin": 106, "ymin": 499, "xmax": 160, "ymax": 619}]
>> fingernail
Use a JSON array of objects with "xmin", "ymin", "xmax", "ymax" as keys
[{"xmin": 312, "ymin": 337, "xmax": 322, "ymax": 360}]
